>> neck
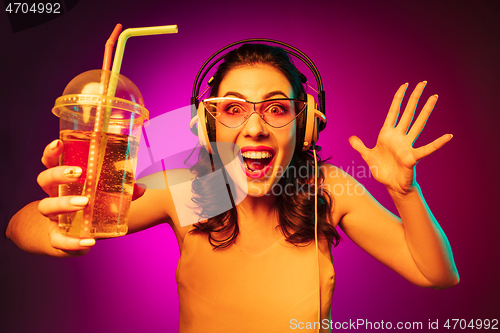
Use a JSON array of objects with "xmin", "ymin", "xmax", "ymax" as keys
[
  {"xmin": 239, "ymin": 193, "xmax": 276, "ymax": 215},
  {"xmin": 237, "ymin": 196, "xmax": 279, "ymax": 237}
]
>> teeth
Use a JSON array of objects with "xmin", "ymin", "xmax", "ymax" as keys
[{"xmin": 241, "ymin": 151, "xmax": 272, "ymax": 159}]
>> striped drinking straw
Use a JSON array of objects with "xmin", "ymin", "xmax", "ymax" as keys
[{"xmin": 79, "ymin": 24, "xmax": 178, "ymax": 238}]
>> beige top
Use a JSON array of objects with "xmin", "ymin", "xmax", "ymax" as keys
[{"xmin": 176, "ymin": 227, "xmax": 335, "ymax": 332}]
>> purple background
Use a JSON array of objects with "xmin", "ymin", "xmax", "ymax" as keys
[{"xmin": 1, "ymin": 1, "xmax": 499, "ymax": 332}]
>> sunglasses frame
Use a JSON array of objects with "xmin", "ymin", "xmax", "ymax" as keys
[{"xmin": 202, "ymin": 97, "xmax": 308, "ymax": 128}]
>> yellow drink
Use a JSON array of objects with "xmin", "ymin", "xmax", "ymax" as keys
[{"xmin": 58, "ymin": 129, "xmax": 139, "ymax": 238}]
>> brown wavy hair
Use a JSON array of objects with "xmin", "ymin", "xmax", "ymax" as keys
[{"xmin": 190, "ymin": 43, "xmax": 340, "ymax": 249}]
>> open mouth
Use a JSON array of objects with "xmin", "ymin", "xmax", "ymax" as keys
[
  {"xmin": 239, "ymin": 146, "xmax": 275, "ymax": 178},
  {"xmin": 242, "ymin": 151, "xmax": 273, "ymax": 172}
]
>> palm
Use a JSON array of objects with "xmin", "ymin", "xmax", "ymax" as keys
[{"xmin": 349, "ymin": 82, "xmax": 452, "ymax": 194}]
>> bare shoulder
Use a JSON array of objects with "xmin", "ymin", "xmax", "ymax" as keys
[
  {"xmin": 319, "ymin": 162, "xmax": 368, "ymax": 227},
  {"xmin": 319, "ymin": 162, "xmax": 364, "ymax": 192},
  {"xmin": 320, "ymin": 162, "xmax": 400, "ymax": 233}
]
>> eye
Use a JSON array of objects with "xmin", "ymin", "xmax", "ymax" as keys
[
  {"xmin": 224, "ymin": 103, "xmax": 246, "ymax": 115},
  {"xmin": 265, "ymin": 103, "xmax": 287, "ymax": 115}
]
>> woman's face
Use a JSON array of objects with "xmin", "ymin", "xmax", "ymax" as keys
[{"xmin": 215, "ymin": 64, "xmax": 296, "ymax": 198}]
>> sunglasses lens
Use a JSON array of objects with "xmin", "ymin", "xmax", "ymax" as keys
[{"xmin": 203, "ymin": 98, "xmax": 306, "ymax": 128}]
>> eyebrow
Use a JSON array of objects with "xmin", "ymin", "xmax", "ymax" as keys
[
  {"xmin": 223, "ymin": 91, "xmax": 246, "ymax": 99},
  {"xmin": 223, "ymin": 90, "xmax": 290, "ymax": 100},
  {"xmin": 264, "ymin": 90, "xmax": 290, "ymax": 99}
]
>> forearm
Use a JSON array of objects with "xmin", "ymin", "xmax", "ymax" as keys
[
  {"xmin": 389, "ymin": 183, "xmax": 459, "ymax": 288},
  {"xmin": 6, "ymin": 201, "xmax": 72, "ymax": 257}
]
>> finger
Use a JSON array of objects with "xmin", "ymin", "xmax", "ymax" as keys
[
  {"xmin": 407, "ymin": 94, "xmax": 438, "ymax": 143},
  {"xmin": 349, "ymin": 135, "xmax": 369, "ymax": 158},
  {"xmin": 48, "ymin": 222, "xmax": 95, "ymax": 253},
  {"xmin": 41, "ymin": 139, "xmax": 64, "ymax": 168},
  {"xmin": 397, "ymin": 81, "xmax": 427, "ymax": 134},
  {"xmin": 37, "ymin": 166, "xmax": 83, "ymax": 197},
  {"xmin": 38, "ymin": 196, "xmax": 89, "ymax": 218},
  {"xmin": 414, "ymin": 134, "xmax": 453, "ymax": 161},
  {"xmin": 383, "ymin": 83, "xmax": 408, "ymax": 128}
]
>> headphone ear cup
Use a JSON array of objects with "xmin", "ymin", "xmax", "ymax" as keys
[
  {"xmin": 302, "ymin": 94, "xmax": 320, "ymax": 151},
  {"xmin": 196, "ymin": 102, "xmax": 214, "ymax": 154},
  {"xmin": 294, "ymin": 102, "xmax": 306, "ymax": 153}
]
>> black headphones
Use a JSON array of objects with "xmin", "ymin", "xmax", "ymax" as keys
[{"xmin": 189, "ymin": 38, "xmax": 327, "ymax": 153}]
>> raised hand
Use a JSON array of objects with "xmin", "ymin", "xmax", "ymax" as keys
[{"xmin": 348, "ymin": 81, "xmax": 452, "ymax": 195}]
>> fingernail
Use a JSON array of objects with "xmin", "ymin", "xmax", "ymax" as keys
[
  {"xmin": 64, "ymin": 167, "xmax": 82, "ymax": 178},
  {"xmin": 433, "ymin": 94, "xmax": 439, "ymax": 98},
  {"xmin": 449, "ymin": 134, "xmax": 453, "ymax": 139},
  {"xmin": 49, "ymin": 140, "xmax": 60, "ymax": 150},
  {"xmin": 70, "ymin": 196, "xmax": 89, "ymax": 206},
  {"xmin": 423, "ymin": 81, "xmax": 428, "ymax": 85},
  {"xmin": 80, "ymin": 239, "xmax": 95, "ymax": 247}
]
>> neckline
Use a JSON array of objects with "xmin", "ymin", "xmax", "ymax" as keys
[{"xmin": 232, "ymin": 234, "xmax": 285, "ymax": 256}]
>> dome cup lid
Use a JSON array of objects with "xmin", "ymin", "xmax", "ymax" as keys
[{"xmin": 52, "ymin": 69, "xmax": 149, "ymax": 120}]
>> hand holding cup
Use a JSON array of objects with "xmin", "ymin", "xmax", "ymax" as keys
[{"xmin": 37, "ymin": 139, "xmax": 96, "ymax": 253}]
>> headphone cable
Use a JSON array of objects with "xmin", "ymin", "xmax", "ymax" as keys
[{"xmin": 312, "ymin": 142, "xmax": 320, "ymax": 332}]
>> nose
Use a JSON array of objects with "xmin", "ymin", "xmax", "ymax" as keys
[{"xmin": 241, "ymin": 112, "xmax": 268, "ymax": 138}]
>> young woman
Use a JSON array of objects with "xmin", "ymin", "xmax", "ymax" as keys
[{"xmin": 7, "ymin": 43, "xmax": 459, "ymax": 332}]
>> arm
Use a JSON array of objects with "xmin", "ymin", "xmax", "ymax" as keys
[
  {"xmin": 329, "ymin": 82, "xmax": 459, "ymax": 288},
  {"xmin": 388, "ymin": 183, "xmax": 458, "ymax": 288},
  {"xmin": 6, "ymin": 140, "xmax": 94, "ymax": 257},
  {"xmin": 6, "ymin": 200, "xmax": 82, "ymax": 257},
  {"xmin": 6, "ymin": 140, "xmax": 179, "ymax": 257}
]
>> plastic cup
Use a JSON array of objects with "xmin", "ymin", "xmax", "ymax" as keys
[{"xmin": 52, "ymin": 69, "xmax": 149, "ymax": 238}]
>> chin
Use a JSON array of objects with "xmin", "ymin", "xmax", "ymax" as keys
[
  {"xmin": 245, "ymin": 172, "xmax": 285, "ymax": 198},
  {"xmin": 246, "ymin": 181, "xmax": 273, "ymax": 197}
]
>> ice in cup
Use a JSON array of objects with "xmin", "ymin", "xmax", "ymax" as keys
[{"xmin": 52, "ymin": 69, "xmax": 148, "ymax": 238}]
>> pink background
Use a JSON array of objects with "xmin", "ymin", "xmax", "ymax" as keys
[{"xmin": 1, "ymin": 1, "xmax": 499, "ymax": 332}]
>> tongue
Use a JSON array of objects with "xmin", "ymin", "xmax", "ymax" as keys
[{"xmin": 246, "ymin": 158, "xmax": 270, "ymax": 171}]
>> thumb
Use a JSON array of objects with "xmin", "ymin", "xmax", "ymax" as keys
[{"xmin": 348, "ymin": 136, "xmax": 369, "ymax": 157}]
